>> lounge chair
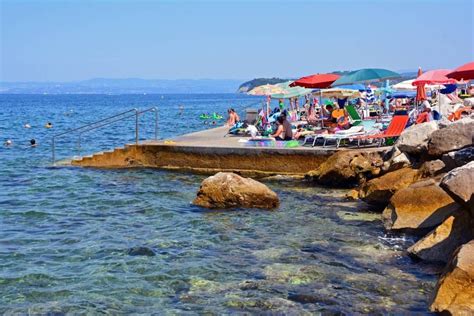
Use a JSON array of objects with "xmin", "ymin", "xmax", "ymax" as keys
[
  {"xmin": 243, "ymin": 108, "xmax": 259, "ymax": 125},
  {"xmin": 345, "ymin": 105, "xmax": 362, "ymax": 126},
  {"xmin": 312, "ymin": 125, "xmax": 365, "ymax": 148},
  {"xmin": 355, "ymin": 115, "xmax": 409, "ymax": 147}
]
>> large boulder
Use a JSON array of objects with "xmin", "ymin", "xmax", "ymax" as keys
[
  {"xmin": 382, "ymin": 180, "xmax": 460, "ymax": 232},
  {"xmin": 305, "ymin": 151, "xmax": 382, "ymax": 187},
  {"xmin": 396, "ymin": 121, "xmax": 438, "ymax": 155},
  {"xmin": 408, "ymin": 210, "xmax": 474, "ymax": 263},
  {"xmin": 193, "ymin": 172, "xmax": 279, "ymax": 209},
  {"xmin": 358, "ymin": 167, "xmax": 421, "ymax": 208},
  {"xmin": 428, "ymin": 117, "xmax": 474, "ymax": 156},
  {"xmin": 442, "ymin": 147, "xmax": 474, "ymax": 170},
  {"xmin": 419, "ymin": 159, "xmax": 446, "ymax": 178},
  {"xmin": 430, "ymin": 240, "xmax": 474, "ymax": 314},
  {"xmin": 382, "ymin": 146, "xmax": 412, "ymax": 172},
  {"xmin": 440, "ymin": 161, "xmax": 474, "ymax": 213}
]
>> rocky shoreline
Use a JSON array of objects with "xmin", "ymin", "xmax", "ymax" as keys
[
  {"xmin": 305, "ymin": 116, "xmax": 473, "ymax": 314},
  {"xmin": 194, "ymin": 116, "xmax": 473, "ymax": 314}
]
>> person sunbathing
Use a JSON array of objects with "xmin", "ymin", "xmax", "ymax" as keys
[
  {"xmin": 416, "ymin": 105, "xmax": 432, "ymax": 124},
  {"xmin": 448, "ymin": 106, "xmax": 472, "ymax": 121},
  {"xmin": 271, "ymin": 114, "xmax": 293, "ymax": 141}
]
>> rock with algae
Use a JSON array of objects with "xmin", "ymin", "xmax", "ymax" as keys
[{"xmin": 263, "ymin": 263, "xmax": 324, "ymax": 285}]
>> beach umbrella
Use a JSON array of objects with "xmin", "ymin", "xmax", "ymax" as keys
[
  {"xmin": 337, "ymin": 84, "xmax": 366, "ymax": 91},
  {"xmin": 416, "ymin": 67, "xmax": 427, "ymax": 102},
  {"xmin": 312, "ymin": 88, "xmax": 361, "ymax": 98},
  {"xmin": 392, "ymin": 79, "xmax": 444, "ymax": 91},
  {"xmin": 392, "ymin": 79, "xmax": 418, "ymax": 90},
  {"xmin": 270, "ymin": 81, "xmax": 312, "ymax": 99},
  {"xmin": 248, "ymin": 84, "xmax": 287, "ymax": 96},
  {"xmin": 447, "ymin": 61, "xmax": 474, "ymax": 81},
  {"xmin": 411, "ymin": 69, "xmax": 456, "ymax": 86},
  {"xmin": 412, "ymin": 69, "xmax": 457, "ymax": 117},
  {"xmin": 389, "ymin": 90, "xmax": 417, "ymax": 99},
  {"xmin": 248, "ymin": 84, "xmax": 288, "ymax": 123},
  {"xmin": 290, "ymin": 73, "xmax": 340, "ymax": 89},
  {"xmin": 331, "ymin": 68, "xmax": 401, "ymax": 86}
]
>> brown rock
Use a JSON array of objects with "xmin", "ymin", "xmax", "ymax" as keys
[
  {"xmin": 430, "ymin": 240, "xmax": 474, "ymax": 314},
  {"xmin": 428, "ymin": 117, "xmax": 474, "ymax": 156},
  {"xmin": 408, "ymin": 210, "xmax": 474, "ymax": 263},
  {"xmin": 193, "ymin": 172, "xmax": 279, "ymax": 209},
  {"xmin": 358, "ymin": 167, "xmax": 421, "ymax": 208},
  {"xmin": 382, "ymin": 181, "xmax": 460, "ymax": 232},
  {"xmin": 420, "ymin": 159, "xmax": 446, "ymax": 178},
  {"xmin": 305, "ymin": 151, "xmax": 382, "ymax": 187},
  {"xmin": 440, "ymin": 161, "xmax": 474, "ymax": 214}
]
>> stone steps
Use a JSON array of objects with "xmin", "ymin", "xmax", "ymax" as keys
[{"xmin": 72, "ymin": 146, "xmax": 127, "ymax": 165}]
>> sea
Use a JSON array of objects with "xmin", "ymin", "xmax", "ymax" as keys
[{"xmin": 0, "ymin": 94, "xmax": 437, "ymax": 314}]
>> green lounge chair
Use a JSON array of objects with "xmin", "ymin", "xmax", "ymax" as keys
[{"xmin": 345, "ymin": 105, "xmax": 362, "ymax": 126}]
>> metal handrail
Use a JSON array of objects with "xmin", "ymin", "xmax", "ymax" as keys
[
  {"xmin": 52, "ymin": 107, "xmax": 158, "ymax": 165},
  {"xmin": 53, "ymin": 108, "xmax": 138, "ymax": 138}
]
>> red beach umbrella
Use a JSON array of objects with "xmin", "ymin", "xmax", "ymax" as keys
[
  {"xmin": 415, "ymin": 67, "xmax": 427, "ymax": 102},
  {"xmin": 412, "ymin": 69, "xmax": 457, "ymax": 86},
  {"xmin": 447, "ymin": 61, "xmax": 474, "ymax": 81},
  {"xmin": 290, "ymin": 73, "xmax": 340, "ymax": 89}
]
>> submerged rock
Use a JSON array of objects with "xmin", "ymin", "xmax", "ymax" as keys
[
  {"xmin": 430, "ymin": 240, "xmax": 474, "ymax": 314},
  {"xmin": 225, "ymin": 296, "xmax": 303, "ymax": 313},
  {"xmin": 252, "ymin": 247, "xmax": 289, "ymax": 260},
  {"xmin": 428, "ymin": 117, "xmax": 474, "ymax": 156},
  {"xmin": 408, "ymin": 210, "xmax": 474, "ymax": 263},
  {"xmin": 288, "ymin": 292, "xmax": 338, "ymax": 305},
  {"xmin": 126, "ymin": 246, "xmax": 156, "ymax": 257},
  {"xmin": 358, "ymin": 167, "xmax": 421, "ymax": 208},
  {"xmin": 440, "ymin": 161, "xmax": 474, "ymax": 213},
  {"xmin": 337, "ymin": 211, "xmax": 380, "ymax": 222},
  {"xmin": 305, "ymin": 151, "xmax": 382, "ymax": 187},
  {"xmin": 192, "ymin": 172, "xmax": 279, "ymax": 209},
  {"xmin": 263, "ymin": 263, "xmax": 323, "ymax": 285},
  {"xmin": 396, "ymin": 121, "xmax": 438, "ymax": 155},
  {"xmin": 382, "ymin": 181, "xmax": 460, "ymax": 233},
  {"xmin": 345, "ymin": 189, "xmax": 360, "ymax": 200}
]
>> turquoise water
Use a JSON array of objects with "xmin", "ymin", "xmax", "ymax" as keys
[{"xmin": 0, "ymin": 94, "xmax": 436, "ymax": 314}]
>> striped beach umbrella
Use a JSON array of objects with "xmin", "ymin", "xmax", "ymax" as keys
[{"xmin": 248, "ymin": 84, "xmax": 287, "ymax": 96}]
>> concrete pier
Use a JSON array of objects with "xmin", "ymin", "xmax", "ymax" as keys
[{"xmin": 71, "ymin": 126, "xmax": 387, "ymax": 176}]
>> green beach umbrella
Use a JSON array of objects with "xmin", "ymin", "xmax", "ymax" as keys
[{"xmin": 331, "ymin": 68, "xmax": 401, "ymax": 86}]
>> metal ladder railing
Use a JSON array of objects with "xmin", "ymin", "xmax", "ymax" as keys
[{"xmin": 52, "ymin": 107, "xmax": 158, "ymax": 165}]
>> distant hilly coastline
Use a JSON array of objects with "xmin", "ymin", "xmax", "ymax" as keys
[
  {"xmin": 0, "ymin": 78, "xmax": 244, "ymax": 94},
  {"xmin": 1, "ymin": 71, "xmax": 417, "ymax": 95}
]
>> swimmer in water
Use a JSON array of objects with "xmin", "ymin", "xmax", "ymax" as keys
[
  {"xmin": 179, "ymin": 105, "xmax": 184, "ymax": 115},
  {"xmin": 30, "ymin": 139, "xmax": 37, "ymax": 147},
  {"xmin": 4, "ymin": 139, "xmax": 12, "ymax": 147},
  {"xmin": 24, "ymin": 123, "xmax": 31, "ymax": 128},
  {"xmin": 45, "ymin": 122, "xmax": 53, "ymax": 128}
]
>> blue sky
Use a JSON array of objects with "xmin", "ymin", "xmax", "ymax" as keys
[{"xmin": 1, "ymin": 0, "xmax": 473, "ymax": 82}]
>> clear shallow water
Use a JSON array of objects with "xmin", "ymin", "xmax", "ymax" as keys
[{"xmin": 0, "ymin": 94, "xmax": 437, "ymax": 314}]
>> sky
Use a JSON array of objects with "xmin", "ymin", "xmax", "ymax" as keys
[{"xmin": 1, "ymin": 0, "xmax": 473, "ymax": 82}]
